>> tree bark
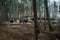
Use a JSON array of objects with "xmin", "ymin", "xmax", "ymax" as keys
[
  {"xmin": 44, "ymin": 0, "xmax": 54, "ymax": 31},
  {"xmin": 33, "ymin": 0, "xmax": 40, "ymax": 40}
]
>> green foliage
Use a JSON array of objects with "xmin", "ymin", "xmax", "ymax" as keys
[
  {"xmin": 3, "ymin": 0, "xmax": 12, "ymax": 7},
  {"xmin": 2, "ymin": 0, "xmax": 14, "ymax": 21},
  {"xmin": 3, "ymin": 0, "xmax": 12, "ymax": 12},
  {"xmin": 36, "ymin": 0, "xmax": 44, "ymax": 9},
  {"xmin": 21, "ymin": 0, "xmax": 28, "ymax": 4},
  {"xmin": 18, "ymin": 3, "xmax": 24, "ymax": 12}
]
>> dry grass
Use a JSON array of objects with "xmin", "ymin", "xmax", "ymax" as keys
[{"xmin": 0, "ymin": 24, "xmax": 60, "ymax": 40}]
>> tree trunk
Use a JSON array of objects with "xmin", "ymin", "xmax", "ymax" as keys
[
  {"xmin": 44, "ymin": 0, "xmax": 54, "ymax": 31},
  {"xmin": 33, "ymin": 0, "xmax": 40, "ymax": 40}
]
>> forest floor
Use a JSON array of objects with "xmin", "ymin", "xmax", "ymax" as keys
[{"xmin": 0, "ymin": 22, "xmax": 60, "ymax": 40}]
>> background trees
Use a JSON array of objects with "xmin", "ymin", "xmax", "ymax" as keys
[{"xmin": 0, "ymin": 0, "xmax": 53, "ymax": 22}]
